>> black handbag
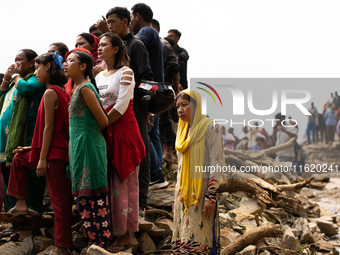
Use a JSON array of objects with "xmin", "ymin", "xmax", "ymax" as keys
[{"xmin": 136, "ymin": 80, "xmax": 175, "ymax": 114}]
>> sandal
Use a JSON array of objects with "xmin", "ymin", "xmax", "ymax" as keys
[
  {"xmin": 8, "ymin": 208, "xmax": 42, "ymax": 218},
  {"xmin": 7, "ymin": 208, "xmax": 30, "ymax": 216}
]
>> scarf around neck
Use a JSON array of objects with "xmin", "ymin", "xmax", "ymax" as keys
[{"xmin": 175, "ymin": 89, "xmax": 213, "ymax": 214}]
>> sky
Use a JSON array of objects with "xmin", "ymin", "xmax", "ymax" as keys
[{"xmin": 1, "ymin": 0, "xmax": 340, "ymax": 141}]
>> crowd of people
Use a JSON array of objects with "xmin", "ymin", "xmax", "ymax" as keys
[
  {"xmin": 222, "ymin": 114, "xmax": 305, "ymax": 174},
  {"xmin": 306, "ymin": 92, "xmax": 340, "ymax": 145},
  {"xmin": 221, "ymin": 92, "xmax": 340, "ymax": 176},
  {"xmin": 0, "ymin": 3, "xmax": 227, "ymax": 255},
  {"xmin": 6, "ymin": 3, "xmax": 337, "ymax": 254}
]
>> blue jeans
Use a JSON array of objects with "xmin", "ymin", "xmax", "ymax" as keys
[
  {"xmin": 148, "ymin": 114, "xmax": 163, "ymax": 182},
  {"xmin": 306, "ymin": 122, "xmax": 316, "ymax": 143}
]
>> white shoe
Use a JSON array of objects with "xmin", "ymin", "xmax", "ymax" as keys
[{"xmin": 149, "ymin": 180, "xmax": 169, "ymax": 190}]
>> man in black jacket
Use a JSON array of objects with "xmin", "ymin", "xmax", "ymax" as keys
[
  {"xmin": 96, "ymin": 7, "xmax": 153, "ymax": 211},
  {"xmin": 167, "ymin": 29, "xmax": 189, "ymax": 89}
]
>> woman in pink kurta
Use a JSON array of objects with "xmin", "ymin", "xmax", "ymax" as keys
[{"xmin": 95, "ymin": 33, "xmax": 145, "ymax": 253}]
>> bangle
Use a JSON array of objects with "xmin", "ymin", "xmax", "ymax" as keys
[
  {"xmin": 11, "ymin": 74, "xmax": 19, "ymax": 79},
  {"xmin": 3, "ymin": 79, "xmax": 10, "ymax": 83}
]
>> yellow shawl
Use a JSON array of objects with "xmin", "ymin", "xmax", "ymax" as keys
[{"xmin": 175, "ymin": 89, "xmax": 213, "ymax": 214}]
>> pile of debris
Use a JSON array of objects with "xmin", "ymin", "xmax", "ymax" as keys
[
  {"xmin": 217, "ymin": 138, "xmax": 340, "ymax": 254},
  {"xmin": 0, "ymin": 138, "xmax": 338, "ymax": 254}
]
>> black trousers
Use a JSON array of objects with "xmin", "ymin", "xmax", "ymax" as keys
[{"xmin": 135, "ymin": 107, "xmax": 150, "ymax": 209}]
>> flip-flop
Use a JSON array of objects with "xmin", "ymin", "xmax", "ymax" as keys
[
  {"xmin": 108, "ymin": 242, "xmax": 133, "ymax": 253},
  {"xmin": 7, "ymin": 208, "xmax": 30, "ymax": 216}
]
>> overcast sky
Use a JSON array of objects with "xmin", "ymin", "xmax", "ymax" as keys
[{"xmin": 1, "ymin": 0, "xmax": 340, "ymax": 140}]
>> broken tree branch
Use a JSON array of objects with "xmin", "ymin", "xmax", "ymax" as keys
[
  {"xmin": 221, "ymin": 223, "xmax": 283, "ymax": 255},
  {"xmin": 277, "ymin": 178, "xmax": 314, "ymax": 192},
  {"xmin": 263, "ymin": 137, "xmax": 296, "ymax": 156}
]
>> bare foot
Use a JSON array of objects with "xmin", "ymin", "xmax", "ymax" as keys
[{"xmin": 108, "ymin": 231, "xmax": 132, "ymax": 253}]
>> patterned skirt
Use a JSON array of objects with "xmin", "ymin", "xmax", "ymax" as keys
[{"xmin": 171, "ymin": 181, "xmax": 220, "ymax": 255}]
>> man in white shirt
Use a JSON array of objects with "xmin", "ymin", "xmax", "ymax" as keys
[
  {"xmin": 273, "ymin": 113, "xmax": 298, "ymax": 163},
  {"xmin": 329, "ymin": 93, "xmax": 334, "ymax": 105}
]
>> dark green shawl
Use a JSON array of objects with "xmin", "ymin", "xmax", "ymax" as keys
[{"xmin": 0, "ymin": 73, "xmax": 33, "ymax": 162}]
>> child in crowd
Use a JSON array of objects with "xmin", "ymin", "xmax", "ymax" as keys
[
  {"xmin": 64, "ymin": 50, "xmax": 110, "ymax": 249},
  {"xmin": 6, "ymin": 52, "xmax": 72, "ymax": 255},
  {"xmin": 249, "ymin": 136, "xmax": 265, "ymax": 150}
]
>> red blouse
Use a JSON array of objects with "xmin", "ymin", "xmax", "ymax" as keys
[{"xmin": 29, "ymin": 86, "xmax": 69, "ymax": 163}]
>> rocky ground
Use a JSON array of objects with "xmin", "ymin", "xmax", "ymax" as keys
[{"xmin": 0, "ymin": 141, "xmax": 339, "ymax": 254}]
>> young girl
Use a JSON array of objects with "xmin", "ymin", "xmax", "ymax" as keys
[
  {"xmin": 96, "ymin": 33, "xmax": 145, "ymax": 253},
  {"xmin": 64, "ymin": 50, "xmax": 110, "ymax": 249},
  {"xmin": 6, "ymin": 52, "xmax": 72, "ymax": 255}
]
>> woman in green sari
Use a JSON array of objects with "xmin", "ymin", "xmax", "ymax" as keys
[{"xmin": 0, "ymin": 49, "xmax": 46, "ymax": 235}]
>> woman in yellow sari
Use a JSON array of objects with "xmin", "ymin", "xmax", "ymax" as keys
[{"xmin": 171, "ymin": 89, "xmax": 224, "ymax": 255}]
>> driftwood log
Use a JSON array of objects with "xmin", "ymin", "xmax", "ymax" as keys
[
  {"xmin": 277, "ymin": 178, "xmax": 314, "ymax": 191},
  {"xmin": 263, "ymin": 137, "xmax": 297, "ymax": 156},
  {"xmin": 218, "ymin": 172, "xmax": 313, "ymax": 215},
  {"xmin": 219, "ymin": 172, "xmax": 280, "ymax": 209},
  {"xmin": 221, "ymin": 223, "xmax": 283, "ymax": 255}
]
